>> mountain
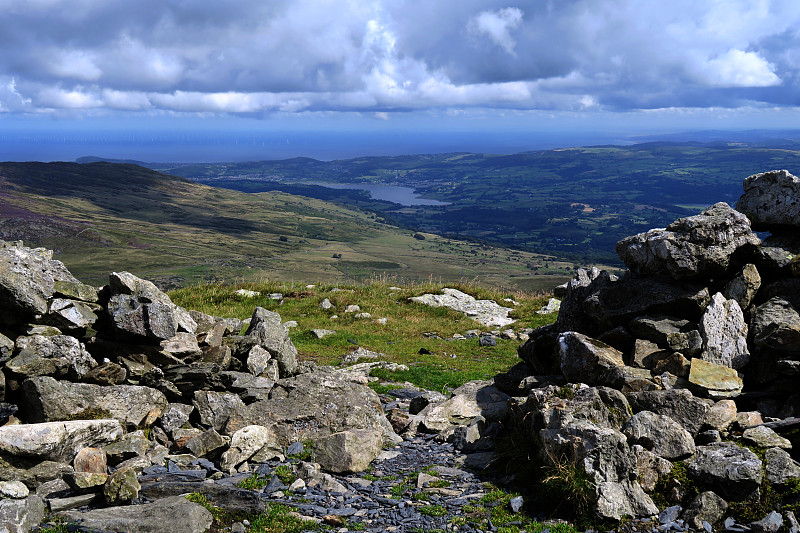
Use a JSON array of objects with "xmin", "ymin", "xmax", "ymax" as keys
[{"xmin": 0, "ymin": 161, "xmax": 573, "ymax": 291}]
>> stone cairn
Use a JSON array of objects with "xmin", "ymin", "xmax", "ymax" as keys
[{"xmin": 499, "ymin": 170, "xmax": 800, "ymax": 528}]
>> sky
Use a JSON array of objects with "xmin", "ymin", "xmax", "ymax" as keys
[{"xmin": 2, "ymin": 0, "xmax": 800, "ymax": 161}]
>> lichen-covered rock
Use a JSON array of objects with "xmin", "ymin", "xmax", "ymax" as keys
[
  {"xmin": 699, "ymin": 293, "xmax": 749, "ymax": 369},
  {"xmin": 409, "ymin": 288, "xmax": 515, "ymax": 328},
  {"xmin": 765, "ymin": 447, "xmax": 800, "ymax": 485},
  {"xmin": 244, "ymin": 307, "xmax": 298, "ymax": 377},
  {"xmin": 632, "ymin": 445, "xmax": 672, "ymax": 492},
  {"xmin": 622, "ymin": 411, "xmax": 695, "ymax": 460},
  {"xmin": 559, "ymin": 331, "xmax": 625, "ymax": 386},
  {"xmin": 104, "ymin": 271, "xmax": 195, "ymax": 341},
  {"xmin": 682, "ymin": 491, "xmax": 728, "ymax": 530},
  {"xmin": 688, "ymin": 442, "xmax": 762, "ymax": 501},
  {"xmin": 723, "ymin": 263, "xmax": 761, "ymax": 310},
  {"xmin": 0, "ymin": 240, "xmax": 79, "ymax": 324},
  {"xmin": 192, "ymin": 391, "xmax": 246, "ymax": 433},
  {"xmin": 8, "ymin": 335, "xmax": 96, "ymax": 380},
  {"xmin": 736, "ymin": 169, "xmax": 800, "ymax": 229},
  {"xmin": 751, "ymin": 297, "xmax": 800, "ymax": 356},
  {"xmin": 219, "ymin": 425, "xmax": 280, "ymax": 472},
  {"xmin": 0, "ymin": 494, "xmax": 45, "ymax": 533},
  {"xmin": 616, "ymin": 202, "xmax": 760, "ymax": 280},
  {"xmin": 688, "ymin": 358, "xmax": 743, "ymax": 399},
  {"xmin": 418, "ymin": 381, "xmax": 509, "ymax": 432},
  {"xmin": 60, "ymin": 495, "xmax": 213, "ymax": 533},
  {"xmin": 743, "ymin": 426, "xmax": 792, "ymax": 450},
  {"xmin": 103, "ymin": 467, "xmax": 140, "ymax": 504},
  {"xmin": 312, "ymin": 429, "xmax": 383, "ymax": 474},
  {"xmin": 0, "ymin": 419, "xmax": 123, "ymax": 463},
  {"xmin": 21, "ymin": 377, "xmax": 167, "ymax": 427}
]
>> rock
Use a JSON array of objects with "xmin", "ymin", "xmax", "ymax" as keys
[
  {"xmin": 408, "ymin": 391, "xmax": 448, "ymax": 415},
  {"xmin": 743, "ymin": 426, "xmax": 792, "ymax": 449},
  {"xmin": 765, "ymin": 447, "xmax": 800, "ymax": 484},
  {"xmin": 230, "ymin": 371, "xmax": 399, "ymax": 446},
  {"xmin": 0, "ymin": 240, "xmax": 79, "ymax": 323},
  {"xmin": 53, "ymin": 279, "xmax": 99, "ymax": 303},
  {"xmin": 103, "ymin": 432, "xmax": 151, "ymax": 466},
  {"xmin": 687, "ymin": 442, "xmax": 762, "ymax": 501},
  {"xmin": 9, "ymin": 335, "xmax": 97, "ymax": 380},
  {"xmin": 244, "ymin": 307, "xmax": 298, "ymax": 377},
  {"xmin": 632, "ymin": 445, "xmax": 673, "ymax": 492},
  {"xmin": 220, "ymin": 425, "xmax": 279, "ymax": 472},
  {"xmin": 537, "ymin": 298, "xmax": 561, "ymax": 314},
  {"xmin": 723, "ymin": 263, "xmax": 761, "ymax": 310},
  {"xmin": 160, "ymin": 404, "xmax": 194, "ymax": 436},
  {"xmin": 83, "ymin": 361, "xmax": 127, "ymax": 386},
  {"xmin": 319, "ymin": 298, "xmax": 334, "ymax": 310},
  {"xmin": 558, "ymin": 331, "xmax": 625, "ymax": 386},
  {"xmin": 0, "ymin": 494, "xmax": 45, "ymax": 533},
  {"xmin": 246, "ymin": 345, "xmax": 272, "ymax": 376},
  {"xmin": 312, "ymin": 429, "xmax": 383, "ymax": 474},
  {"xmin": 736, "ymin": 169, "xmax": 800, "ymax": 229},
  {"xmin": 217, "ymin": 371, "xmax": 275, "ymax": 403},
  {"xmin": 682, "ymin": 491, "xmax": 728, "ymax": 530},
  {"xmin": 21, "ymin": 376, "xmax": 167, "ymax": 427},
  {"xmin": 0, "ymin": 481, "xmax": 28, "ymax": 499},
  {"xmin": 342, "ymin": 347, "xmax": 383, "ymax": 364},
  {"xmin": 73, "ymin": 447, "xmax": 107, "ymax": 474},
  {"xmin": 688, "ymin": 358, "xmax": 743, "ymax": 399},
  {"xmin": 0, "ymin": 419, "xmax": 123, "ymax": 463},
  {"xmin": 310, "ymin": 328, "xmax": 335, "ymax": 339},
  {"xmin": 703, "ymin": 399, "xmax": 737, "ymax": 431},
  {"xmin": 160, "ymin": 332, "xmax": 202, "ymax": 359},
  {"xmin": 615, "ymin": 202, "xmax": 760, "ymax": 280},
  {"xmin": 700, "ymin": 293, "xmax": 749, "ymax": 369},
  {"xmin": 61, "ymin": 495, "xmax": 213, "ymax": 533},
  {"xmin": 105, "ymin": 271, "xmax": 193, "ymax": 341},
  {"xmin": 751, "ymin": 297, "xmax": 800, "ymax": 356},
  {"xmin": 184, "ymin": 429, "xmax": 227, "ymax": 458},
  {"xmin": 193, "ymin": 391, "xmax": 246, "ymax": 433},
  {"xmin": 750, "ymin": 511, "xmax": 784, "ymax": 533},
  {"xmin": 65, "ymin": 471, "xmax": 108, "ymax": 492},
  {"xmin": 622, "ymin": 411, "xmax": 695, "ymax": 460},
  {"xmin": 103, "ymin": 467, "xmax": 140, "ymax": 504},
  {"xmin": 419, "ymin": 381, "xmax": 510, "ymax": 432},
  {"xmin": 629, "ymin": 315, "xmax": 692, "ymax": 346},
  {"xmin": 47, "ymin": 298, "xmax": 100, "ymax": 331},
  {"xmin": 344, "ymin": 304, "xmax": 360, "ymax": 313},
  {"xmin": 409, "ymin": 288, "xmax": 516, "ymax": 328}
]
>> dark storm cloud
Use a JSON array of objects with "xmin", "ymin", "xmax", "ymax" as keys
[{"xmin": 0, "ymin": 0, "xmax": 798, "ymax": 116}]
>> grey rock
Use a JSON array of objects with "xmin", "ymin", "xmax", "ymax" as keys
[
  {"xmin": 787, "ymin": 510, "xmax": 800, "ymax": 533},
  {"xmin": 743, "ymin": 426, "xmax": 792, "ymax": 449},
  {"xmin": 659, "ymin": 505, "xmax": 682, "ymax": 524},
  {"xmin": 703, "ymin": 399, "xmax": 737, "ymax": 432},
  {"xmin": 312, "ymin": 429, "xmax": 383, "ymax": 474},
  {"xmin": 310, "ymin": 328, "xmax": 336, "ymax": 339},
  {"xmin": 629, "ymin": 315, "xmax": 693, "ymax": 346},
  {"xmin": 616, "ymin": 202, "xmax": 760, "ymax": 280},
  {"xmin": 723, "ymin": 263, "xmax": 761, "ymax": 311},
  {"xmin": 700, "ymin": 293, "xmax": 749, "ymax": 369},
  {"xmin": 736, "ymin": 169, "xmax": 800, "ymax": 229},
  {"xmin": 46, "ymin": 298, "xmax": 100, "ymax": 331},
  {"xmin": 626, "ymin": 389, "xmax": 711, "ymax": 436},
  {"xmin": 244, "ymin": 307, "xmax": 298, "ymax": 377},
  {"xmin": 84, "ymin": 362, "xmax": 127, "ymax": 386},
  {"xmin": 765, "ymin": 447, "xmax": 800, "ymax": 484},
  {"xmin": 103, "ymin": 467, "xmax": 140, "ymax": 504},
  {"xmin": 22, "ymin": 376, "xmax": 167, "ymax": 427},
  {"xmin": 688, "ymin": 358, "xmax": 743, "ymax": 399},
  {"xmin": 633, "ymin": 444, "xmax": 673, "ymax": 492},
  {"xmin": 509, "ymin": 495, "xmax": 524, "ymax": 513},
  {"xmin": 217, "ymin": 371, "xmax": 275, "ymax": 403},
  {"xmin": 160, "ymin": 332, "xmax": 202, "ymax": 359},
  {"xmin": 750, "ymin": 511, "xmax": 784, "ymax": 533},
  {"xmin": 688, "ymin": 442, "xmax": 762, "ymax": 500},
  {"xmin": 160, "ymin": 404, "xmax": 194, "ymax": 436},
  {"xmin": 246, "ymin": 345, "xmax": 272, "ymax": 376},
  {"xmin": 622, "ymin": 411, "xmax": 695, "ymax": 460},
  {"xmin": 418, "ymin": 381, "xmax": 510, "ymax": 432},
  {"xmin": 409, "ymin": 288, "xmax": 516, "ymax": 328},
  {"xmin": 0, "ymin": 240, "xmax": 78, "ymax": 323},
  {"xmin": 408, "ymin": 391, "xmax": 448, "ymax": 415},
  {"xmin": 103, "ymin": 432, "xmax": 150, "ymax": 466},
  {"xmin": 342, "ymin": 346, "xmax": 383, "ymax": 364},
  {"xmin": 193, "ymin": 390, "xmax": 246, "ymax": 433},
  {"xmin": 184, "ymin": 429, "xmax": 227, "ymax": 458},
  {"xmin": 683, "ymin": 491, "xmax": 728, "ymax": 531},
  {"xmin": 0, "ymin": 495, "xmax": 45, "ymax": 533},
  {"xmin": 230, "ymin": 371, "xmax": 399, "ymax": 447},
  {"xmin": 220, "ymin": 425, "xmax": 280, "ymax": 472},
  {"xmin": 751, "ymin": 297, "xmax": 800, "ymax": 356},
  {"xmin": 558, "ymin": 331, "xmax": 625, "ymax": 386},
  {"xmin": 61, "ymin": 495, "xmax": 212, "ymax": 533},
  {"xmin": 9, "ymin": 334, "xmax": 96, "ymax": 380},
  {"xmin": 0, "ymin": 419, "xmax": 123, "ymax": 463}
]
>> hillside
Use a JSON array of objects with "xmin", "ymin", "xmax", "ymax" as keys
[
  {"xmin": 148, "ymin": 139, "xmax": 800, "ymax": 264},
  {"xmin": 0, "ymin": 161, "xmax": 574, "ymax": 290}
]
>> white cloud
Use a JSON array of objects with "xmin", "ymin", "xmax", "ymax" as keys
[
  {"xmin": 468, "ymin": 7, "xmax": 523, "ymax": 56},
  {"xmin": 701, "ymin": 49, "xmax": 781, "ymax": 87}
]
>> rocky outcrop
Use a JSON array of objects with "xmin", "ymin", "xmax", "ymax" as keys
[{"xmin": 503, "ymin": 170, "xmax": 800, "ymax": 524}]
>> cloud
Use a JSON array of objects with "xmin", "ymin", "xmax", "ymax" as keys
[
  {"xmin": 1, "ymin": 0, "xmax": 800, "ymax": 119},
  {"xmin": 468, "ymin": 7, "xmax": 523, "ymax": 55}
]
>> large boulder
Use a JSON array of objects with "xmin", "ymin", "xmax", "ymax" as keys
[
  {"xmin": 418, "ymin": 380, "xmax": 510, "ymax": 432},
  {"xmin": 312, "ymin": 429, "xmax": 383, "ymax": 474},
  {"xmin": 625, "ymin": 389, "xmax": 710, "ymax": 435},
  {"xmin": 104, "ymin": 271, "xmax": 196, "ymax": 342},
  {"xmin": 621, "ymin": 411, "xmax": 695, "ymax": 460},
  {"xmin": 0, "ymin": 240, "xmax": 79, "ymax": 324},
  {"xmin": 60, "ymin": 495, "xmax": 213, "ymax": 533},
  {"xmin": 522, "ymin": 385, "xmax": 657, "ymax": 520},
  {"xmin": 244, "ymin": 307, "xmax": 298, "ymax": 377},
  {"xmin": 228, "ymin": 371, "xmax": 399, "ymax": 446},
  {"xmin": 0, "ymin": 419, "xmax": 123, "ymax": 463},
  {"xmin": 7, "ymin": 335, "xmax": 97, "ymax": 380},
  {"xmin": 558, "ymin": 332, "xmax": 625, "ymax": 386},
  {"xmin": 687, "ymin": 442, "xmax": 762, "ymax": 501},
  {"xmin": 736, "ymin": 169, "xmax": 800, "ymax": 230},
  {"xmin": 751, "ymin": 297, "xmax": 800, "ymax": 356},
  {"xmin": 0, "ymin": 495, "xmax": 45, "ymax": 533},
  {"xmin": 615, "ymin": 202, "xmax": 760, "ymax": 280},
  {"xmin": 21, "ymin": 376, "xmax": 167, "ymax": 428}
]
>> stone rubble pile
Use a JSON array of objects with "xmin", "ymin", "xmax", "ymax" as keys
[{"xmin": 498, "ymin": 170, "xmax": 800, "ymax": 527}]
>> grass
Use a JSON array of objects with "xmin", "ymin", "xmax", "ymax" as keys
[
  {"xmin": 170, "ymin": 279, "xmax": 557, "ymax": 391},
  {"xmin": 236, "ymin": 473, "xmax": 270, "ymax": 491},
  {"xmin": 185, "ymin": 493, "xmax": 330, "ymax": 533}
]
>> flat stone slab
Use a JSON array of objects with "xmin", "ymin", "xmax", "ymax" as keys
[
  {"xmin": 409, "ymin": 289, "xmax": 515, "ymax": 328},
  {"xmin": 60, "ymin": 495, "xmax": 213, "ymax": 533}
]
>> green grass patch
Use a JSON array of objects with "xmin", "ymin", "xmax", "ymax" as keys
[
  {"xmin": 274, "ymin": 465, "xmax": 296, "ymax": 485},
  {"xmin": 236, "ymin": 473, "xmax": 270, "ymax": 491},
  {"xmin": 419, "ymin": 504, "xmax": 448, "ymax": 517}
]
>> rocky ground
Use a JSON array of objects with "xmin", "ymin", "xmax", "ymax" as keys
[{"xmin": 2, "ymin": 169, "xmax": 800, "ymax": 532}]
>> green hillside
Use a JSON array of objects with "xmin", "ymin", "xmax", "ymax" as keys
[{"xmin": 0, "ymin": 161, "xmax": 574, "ymax": 290}]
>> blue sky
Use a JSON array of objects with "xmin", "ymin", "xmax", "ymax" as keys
[{"xmin": 2, "ymin": 0, "xmax": 800, "ymax": 161}]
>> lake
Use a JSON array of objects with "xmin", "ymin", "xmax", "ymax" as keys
[{"xmin": 309, "ymin": 182, "xmax": 449, "ymax": 206}]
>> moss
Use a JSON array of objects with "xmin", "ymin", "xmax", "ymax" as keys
[
  {"xmin": 419, "ymin": 504, "xmax": 448, "ymax": 517},
  {"xmin": 274, "ymin": 465, "xmax": 296, "ymax": 485},
  {"xmin": 236, "ymin": 473, "xmax": 269, "ymax": 491},
  {"xmin": 64, "ymin": 407, "xmax": 113, "ymax": 421},
  {"xmin": 650, "ymin": 461, "xmax": 700, "ymax": 510},
  {"xmin": 555, "ymin": 386, "xmax": 576, "ymax": 400}
]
